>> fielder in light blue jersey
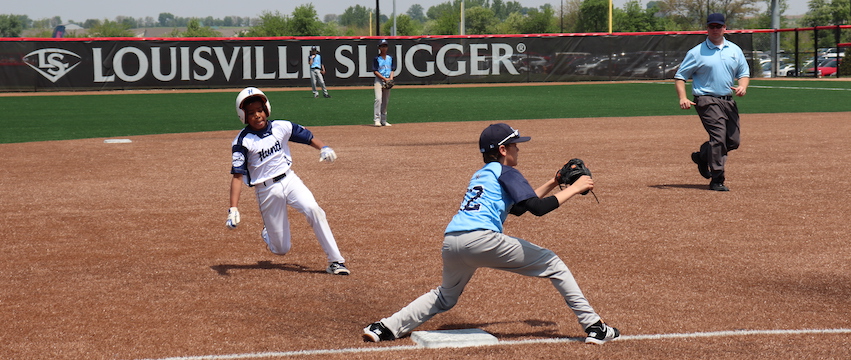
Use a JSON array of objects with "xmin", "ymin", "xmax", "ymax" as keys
[
  {"xmin": 372, "ymin": 39, "xmax": 395, "ymax": 127},
  {"xmin": 362, "ymin": 123, "xmax": 620, "ymax": 345},
  {"xmin": 308, "ymin": 46, "xmax": 330, "ymax": 98}
]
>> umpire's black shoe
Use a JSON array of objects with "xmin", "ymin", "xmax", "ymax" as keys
[
  {"xmin": 363, "ymin": 322, "xmax": 395, "ymax": 342},
  {"xmin": 709, "ymin": 182, "xmax": 730, "ymax": 191},
  {"xmin": 691, "ymin": 152, "xmax": 711, "ymax": 179}
]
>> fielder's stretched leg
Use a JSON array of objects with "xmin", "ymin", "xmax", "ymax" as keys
[
  {"xmin": 470, "ymin": 231, "xmax": 601, "ymax": 329},
  {"xmin": 378, "ymin": 230, "xmax": 600, "ymax": 339}
]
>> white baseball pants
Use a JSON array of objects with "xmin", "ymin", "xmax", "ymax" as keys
[{"xmin": 254, "ymin": 170, "xmax": 344, "ymax": 263}]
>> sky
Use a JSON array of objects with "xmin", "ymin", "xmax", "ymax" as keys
[{"xmin": 7, "ymin": 0, "xmax": 811, "ymax": 24}]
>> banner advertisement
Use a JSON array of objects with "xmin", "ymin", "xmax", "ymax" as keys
[{"xmin": 0, "ymin": 34, "xmax": 753, "ymax": 92}]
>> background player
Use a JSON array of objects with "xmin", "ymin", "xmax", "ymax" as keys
[
  {"xmin": 309, "ymin": 46, "xmax": 330, "ymax": 99},
  {"xmin": 362, "ymin": 123, "xmax": 619, "ymax": 344},
  {"xmin": 226, "ymin": 87, "xmax": 350, "ymax": 275},
  {"xmin": 372, "ymin": 39, "xmax": 395, "ymax": 127},
  {"xmin": 674, "ymin": 13, "xmax": 749, "ymax": 192}
]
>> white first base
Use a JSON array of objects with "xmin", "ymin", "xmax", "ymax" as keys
[
  {"xmin": 104, "ymin": 139, "xmax": 132, "ymax": 143},
  {"xmin": 411, "ymin": 329, "xmax": 499, "ymax": 348}
]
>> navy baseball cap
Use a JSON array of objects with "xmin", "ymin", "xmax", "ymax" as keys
[
  {"xmin": 479, "ymin": 123, "xmax": 531, "ymax": 152},
  {"xmin": 311, "ymin": 46, "xmax": 318, "ymax": 51},
  {"xmin": 378, "ymin": 39, "xmax": 389, "ymax": 46},
  {"xmin": 707, "ymin": 13, "xmax": 725, "ymax": 25}
]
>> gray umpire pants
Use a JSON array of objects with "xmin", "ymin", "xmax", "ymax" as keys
[
  {"xmin": 379, "ymin": 230, "xmax": 602, "ymax": 338},
  {"xmin": 694, "ymin": 95, "xmax": 740, "ymax": 184}
]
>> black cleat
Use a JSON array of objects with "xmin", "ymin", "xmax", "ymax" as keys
[
  {"xmin": 362, "ymin": 322, "xmax": 395, "ymax": 342},
  {"xmin": 585, "ymin": 320, "xmax": 620, "ymax": 344}
]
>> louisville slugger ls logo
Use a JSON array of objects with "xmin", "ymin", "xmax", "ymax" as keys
[{"xmin": 24, "ymin": 48, "xmax": 82, "ymax": 83}]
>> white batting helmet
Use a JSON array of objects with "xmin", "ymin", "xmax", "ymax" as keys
[{"xmin": 235, "ymin": 87, "xmax": 271, "ymax": 124}]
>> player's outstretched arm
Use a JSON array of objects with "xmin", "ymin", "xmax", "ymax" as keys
[
  {"xmin": 227, "ymin": 174, "xmax": 243, "ymax": 229},
  {"xmin": 534, "ymin": 178, "xmax": 560, "ymax": 198},
  {"xmin": 310, "ymin": 138, "xmax": 337, "ymax": 162},
  {"xmin": 230, "ymin": 174, "xmax": 243, "ymax": 207},
  {"xmin": 553, "ymin": 176, "xmax": 593, "ymax": 204}
]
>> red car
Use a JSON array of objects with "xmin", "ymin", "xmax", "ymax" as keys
[{"xmin": 803, "ymin": 58, "xmax": 843, "ymax": 77}]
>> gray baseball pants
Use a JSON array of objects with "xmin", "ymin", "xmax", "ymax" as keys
[
  {"xmin": 310, "ymin": 68, "xmax": 328, "ymax": 96},
  {"xmin": 373, "ymin": 79, "xmax": 391, "ymax": 124},
  {"xmin": 379, "ymin": 229, "xmax": 602, "ymax": 338},
  {"xmin": 694, "ymin": 95, "xmax": 740, "ymax": 184}
]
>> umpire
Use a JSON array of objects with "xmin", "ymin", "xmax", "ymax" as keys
[{"xmin": 674, "ymin": 13, "xmax": 750, "ymax": 192}]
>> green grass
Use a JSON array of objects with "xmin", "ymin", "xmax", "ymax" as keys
[{"xmin": 1, "ymin": 80, "xmax": 849, "ymax": 144}]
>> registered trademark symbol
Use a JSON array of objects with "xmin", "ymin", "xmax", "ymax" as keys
[{"xmin": 516, "ymin": 43, "xmax": 526, "ymax": 53}]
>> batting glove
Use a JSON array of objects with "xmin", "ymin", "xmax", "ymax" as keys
[
  {"xmin": 319, "ymin": 146, "xmax": 337, "ymax": 163},
  {"xmin": 226, "ymin": 207, "xmax": 240, "ymax": 229}
]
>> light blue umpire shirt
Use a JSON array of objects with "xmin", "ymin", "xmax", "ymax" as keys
[{"xmin": 675, "ymin": 37, "xmax": 750, "ymax": 97}]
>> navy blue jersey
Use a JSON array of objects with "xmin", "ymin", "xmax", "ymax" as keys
[
  {"xmin": 445, "ymin": 162, "xmax": 537, "ymax": 234},
  {"xmin": 230, "ymin": 120, "xmax": 313, "ymax": 186}
]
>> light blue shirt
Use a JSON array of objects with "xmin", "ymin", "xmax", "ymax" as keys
[
  {"xmin": 675, "ymin": 37, "xmax": 750, "ymax": 97},
  {"xmin": 445, "ymin": 162, "xmax": 537, "ymax": 234},
  {"xmin": 310, "ymin": 54, "xmax": 322, "ymax": 69},
  {"xmin": 372, "ymin": 55, "xmax": 395, "ymax": 78}
]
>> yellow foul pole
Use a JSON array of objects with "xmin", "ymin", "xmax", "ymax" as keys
[{"xmin": 608, "ymin": 0, "xmax": 613, "ymax": 33}]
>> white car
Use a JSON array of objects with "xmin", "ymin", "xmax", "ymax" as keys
[{"xmin": 777, "ymin": 64, "xmax": 797, "ymax": 77}]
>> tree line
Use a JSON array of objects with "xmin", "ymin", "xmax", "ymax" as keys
[{"xmin": 0, "ymin": 0, "xmax": 848, "ymax": 40}]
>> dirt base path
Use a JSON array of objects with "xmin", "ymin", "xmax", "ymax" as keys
[{"xmin": 2, "ymin": 113, "xmax": 850, "ymax": 359}]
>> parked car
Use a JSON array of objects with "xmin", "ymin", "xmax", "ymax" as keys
[
  {"xmin": 777, "ymin": 63, "xmax": 797, "ymax": 77},
  {"xmin": 803, "ymin": 58, "xmax": 843, "ymax": 77},
  {"xmin": 759, "ymin": 60, "xmax": 796, "ymax": 77},
  {"xmin": 513, "ymin": 55, "xmax": 550, "ymax": 73},
  {"xmin": 623, "ymin": 60, "xmax": 663, "ymax": 78},
  {"xmin": 759, "ymin": 59, "xmax": 772, "ymax": 77},
  {"xmin": 644, "ymin": 59, "xmax": 681, "ymax": 79},
  {"xmin": 548, "ymin": 52, "xmax": 593, "ymax": 75},
  {"xmin": 574, "ymin": 57, "xmax": 604, "ymax": 75}
]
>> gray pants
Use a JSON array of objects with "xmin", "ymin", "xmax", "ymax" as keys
[
  {"xmin": 373, "ymin": 79, "xmax": 391, "ymax": 124},
  {"xmin": 694, "ymin": 95, "xmax": 740, "ymax": 184},
  {"xmin": 379, "ymin": 230, "xmax": 601, "ymax": 338},
  {"xmin": 310, "ymin": 69, "xmax": 328, "ymax": 96}
]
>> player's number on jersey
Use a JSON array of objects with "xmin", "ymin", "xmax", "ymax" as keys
[{"xmin": 461, "ymin": 185, "xmax": 484, "ymax": 211}]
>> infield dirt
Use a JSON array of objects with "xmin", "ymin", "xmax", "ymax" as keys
[{"xmin": 2, "ymin": 113, "xmax": 850, "ymax": 359}]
